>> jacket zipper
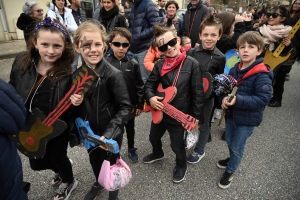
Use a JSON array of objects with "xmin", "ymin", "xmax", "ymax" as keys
[{"xmin": 24, "ymin": 59, "xmax": 38, "ymax": 104}]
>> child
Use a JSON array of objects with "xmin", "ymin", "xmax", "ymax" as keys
[
  {"xmin": 217, "ymin": 31, "xmax": 273, "ymax": 189},
  {"xmin": 9, "ymin": 17, "xmax": 83, "ymax": 200},
  {"xmin": 143, "ymin": 24, "xmax": 204, "ymax": 183},
  {"xmin": 73, "ymin": 21, "xmax": 132, "ymax": 200},
  {"xmin": 106, "ymin": 27, "xmax": 144, "ymax": 162},
  {"xmin": 180, "ymin": 36, "xmax": 191, "ymax": 50},
  {"xmin": 186, "ymin": 15, "xmax": 225, "ymax": 163}
]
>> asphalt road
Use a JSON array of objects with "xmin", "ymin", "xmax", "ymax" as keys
[{"xmin": 1, "ymin": 58, "xmax": 300, "ymax": 200}]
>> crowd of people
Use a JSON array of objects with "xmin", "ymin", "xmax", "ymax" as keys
[{"xmin": 1, "ymin": 0, "xmax": 300, "ymax": 199}]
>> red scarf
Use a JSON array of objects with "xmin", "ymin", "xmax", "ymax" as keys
[{"xmin": 161, "ymin": 50, "xmax": 186, "ymax": 76}]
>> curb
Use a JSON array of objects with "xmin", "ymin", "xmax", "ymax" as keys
[{"xmin": 0, "ymin": 52, "xmax": 21, "ymax": 60}]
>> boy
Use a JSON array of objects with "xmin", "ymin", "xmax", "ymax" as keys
[
  {"xmin": 218, "ymin": 31, "xmax": 273, "ymax": 189},
  {"xmin": 143, "ymin": 24, "xmax": 204, "ymax": 183},
  {"xmin": 106, "ymin": 27, "xmax": 144, "ymax": 162}
]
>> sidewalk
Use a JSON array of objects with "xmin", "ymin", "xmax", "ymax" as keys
[{"xmin": 0, "ymin": 39, "xmax": 26, "ymax": 59}]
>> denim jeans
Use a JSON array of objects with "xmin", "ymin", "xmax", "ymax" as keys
[
  {"xmin": 129, "ymin": 50, "xmax": 150, "ymax": 83},
  {"xmin": 149, "ymin": 121, "xmax": 187, "ymax": 167},
  {"xmin": 225, "ymin": 118, "xmax": 254, "ymax": 174},
  {"xmin": 194, "ymin": 97, "xmax": 214, "ymax": 155}
]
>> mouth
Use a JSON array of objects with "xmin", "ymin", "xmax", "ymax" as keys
[
  {"xmin": 47, "ymin": 55, "xmax": 56, "ymax": 59},
  {"xmin": 89, "ymin": 55, "xmax": 99, "ymax": 59}
]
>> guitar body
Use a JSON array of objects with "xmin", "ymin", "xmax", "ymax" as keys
[
  {"xmin": 11, "ymin": 108, "xmax": 67, "ymax": 159},
  {"xmin": 263, "ymin": 49, "xmax": 291, "ymax": 71},
  {"xmin": 75, "ymin": 117, "xmax": 119, "ymax": 154},
  {"xmin": 143, "ymin": 85, "xmax": 177, "ymax": 124},
  {"xmin": 202, "ymin": 72, "xmax": 213, "ymax": 99}
]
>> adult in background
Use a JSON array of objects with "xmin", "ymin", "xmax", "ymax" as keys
[
  {"xmin": 158, "ymin": 0, "xmax": 167, "ymax": 17},
  {"xmin": 160, "ymin": 1, "xmax": 182, "ymax": 36},
  {"xmin": 68, "ymin": 0, "xmax": 86, "ymax": 71},
  {"xmin": 128, "ymin": 0, "xmax": 160, "ymax": 82},
  {"xmin": 182, "ymin": 0, "xmax": 209, "ymax": 47},
  {"xmin": 17, "ymin": 1, "xmax": 43, "ymax": 43},
  {"xmin": 257, "ymin": 5, "xmax": 268, "ymax": 18},
  {"xmin": 93, "ymin": 0, "xmax": 128, "ymax": 32},
  {"xmin": 124, "ymin": 1, "xmax": 130, "ymax": 8},
  {"xmin": 93, "ymin": 0, "xmax": 102, "ymax": 20},
  {"xmin": 0, "ymin": 79, "xmax": 28, "ymax": 200}
]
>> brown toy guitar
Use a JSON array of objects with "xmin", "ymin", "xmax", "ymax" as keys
[
  {"xmin": 143, "ymin": 85, "xmax": 198, "ymax": 132},
  {"xmin": 263, "ymin": 19, "xmax": 300, "ymax": 71},
  {"xmin": 11, "ymin": 66, "xmax": 98, "ymax": 159}
]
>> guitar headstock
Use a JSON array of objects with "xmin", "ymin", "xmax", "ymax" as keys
[{"xmin": 72, "ymin": 66, "xmax": 98, "ymax": 95}]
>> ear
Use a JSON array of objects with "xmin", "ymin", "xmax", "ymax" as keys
[
  {"xmin": 280, "ymin": 17, "xmax": 286, "ymax": 23},
  {"xmin": 257, "ymin": 48, "xmax": 263, "ymax": 56},
  {"xmin": 109, "ymin": 43, "xmax": 113, "ymax": 49},
  {"xmin": 199, "ymin": 33, "xmax": 202, "ymax": 40},
  {"xmin": 32, "ymin": 38, "xmax": 37, "ymax": 49},
  {"xmin": 217, "ymin": 33, "xmax": 222, "ymax": 40}
]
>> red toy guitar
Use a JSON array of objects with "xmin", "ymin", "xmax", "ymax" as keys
[
  {"xmin": 11, "ymin": 66, "xmax": 98, "ymax": 159},
  {"xmin": 143, "ymin": 85, "xmax": 198, "ymax": 131}
]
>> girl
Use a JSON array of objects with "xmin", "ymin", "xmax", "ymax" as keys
[
  {"xmin": 94, "ymin": 0, "xmax": 128, "ymax": 32},
  {"xmin": 160, "ymin": 1, "xmax": 182, "ymax": 36},
  {"xmin": 186, "ymin": 15, "xmax": 225, "ymax": 164},
  {"xmin": 258, "ymin": 6, "xmax": 292, "ymax": 107},
  {"xmin": 17, "ymin": 1, "xmax": 43, "ymax": 43},
  {"xmin": 73, "ymin": 21, "xmax": 131, "ymax": 200},
  {"xmin": 9, "ymin": 17, "xmax": 83, "ymax": 200},
  {"xmin": 143, "ymin": 24, "xmax": 204, "ymax": 183}
]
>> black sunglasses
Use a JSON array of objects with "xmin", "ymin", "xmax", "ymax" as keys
[
  {"xmin": 266, "ymin": 13, "xmax": 282, "ymax": 19},
  {"xmin": 158, "ymin": 38, "xmax": 177, "ymax": 52},
  {"xmin": 111, "ymin": 42, "xmax": 130, "ymax": 48}
]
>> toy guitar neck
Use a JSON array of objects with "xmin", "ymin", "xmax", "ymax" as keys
[{"xmin": 218, "ymin": 87, "xmax": 238, "ymax": 126}]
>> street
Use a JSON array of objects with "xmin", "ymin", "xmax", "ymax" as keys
[{"xmin": 1, "ymin": 58, "xmax": 300, "ymax": 199}]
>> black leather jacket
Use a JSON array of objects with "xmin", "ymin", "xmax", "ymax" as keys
[
  {"xmin": 105, "ymin": 54, "xmax": 144, "ymax": 109},
  {"xmin": 9, "ymin": 52, "xmax": 77, "ymax": 146},
  {"xmin": 144, "ymin": 55, "xmax": 204, "ymax": 125},
  {"xmin": 75, "ymin": 58, "xmax": 132, "ymax": 142}
]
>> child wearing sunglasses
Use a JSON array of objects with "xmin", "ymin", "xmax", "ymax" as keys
[
  {"xmin": 186, "ymin": 15, "xmax": 225, "ymax": 164},
  {"xmin": 143, "ymin": 24, "xmax": 204, "ymax": 183},
  {"xmin": 106, "ymin": 27, "xmax": 144, "ymax": 163}
]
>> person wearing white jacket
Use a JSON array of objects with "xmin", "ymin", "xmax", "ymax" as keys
[{"xmin": 47, "ymin": 0, "xmax": 78, "ymax": 36}]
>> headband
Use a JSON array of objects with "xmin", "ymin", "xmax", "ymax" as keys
[{"xmin": 34, "ymin": 17, "xmax": 69, "ymax": 38}]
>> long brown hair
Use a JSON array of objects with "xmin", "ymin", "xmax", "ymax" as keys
[
  {"xmin": 215, "ymin": 12, "xmax": 235, "ymax": 37},
  {"xmin": 289, "ymin": 0, "xmax": 300, "ymax": 19},
  {"xmin": 21, "ymin": 19, "xmax": 74, "ymax": 83}
]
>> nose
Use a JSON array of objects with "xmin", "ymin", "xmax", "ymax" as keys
[{"xmin": 48, "ymin": 46, "xmax": 54, "ymax": 54}]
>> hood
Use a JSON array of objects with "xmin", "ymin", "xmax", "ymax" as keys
[
  {"xmin": 48, "ymin": 2, "xmax": 72, "ymax": 14},
  {"xmin": 17, "ymin": 13, "xmax": 36, "ymax": 30},
  {"xmin": 187, "ymin": 0, "xmax": 203, "ymax": 10},
  {"xmin": 0, "ymin": 79, "xmax": 27, "ymax": 136}
]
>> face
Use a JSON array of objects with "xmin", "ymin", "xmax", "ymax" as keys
[
  {"xmin": 159, "ymin": 0, "xmax": 167, "ymax": 7},
  {"xmin": 238, "ymin": 42, "xmax": 262, "ymax": 65},
  {"xmin": 30, "ymin": 5, "xmax": 44, "ymax": 19},
  {"xmin": 156, "ymin": 31, "xmax": 180, "ymax": 58},
  {"xmin": 115, "ymin": 0, "xmax": 120, "ymax": 6},
  {"xmin": 190, "ymin": 0, "xmax": 199, "ymax": 7},
  {"xmin": 267, "ymin": 9, "xmax": 286, "ymax": 26},
  {"xmin": 34, "ymin": 30, "xmax": 65, "ymax": 64},
  {"xmin": 199, "ymin": 25, "xmax": 221, "ymax": 50},
  {"xmin": 72, "ymin": 0, "xmax": 82, "ymax": 7},
  {"xmin": 75, "ymin": 31, "xmax": 105, "ymax": 69},
  {"xmin": 109, "ymin": 35, "xmax": 130, "ymax": 60},
  {"xmin": 55, "ymin": 0, "xmax": 65, "ymax": 10},
  {"xmin": 125, "ymin": 2, "xmax": 129, "ymax": 7},
  {"xmin": 182, "ymin": 38, "xmax": 191, "ymax": 48},
  {"xmin": 166, "ymin": 4, "xmax": 177, "ymax": 17},
  {"xmin": 293, "ymin": 0, "xmax": 300, "ymax": 11},
  {"xmin": 103, "ymin": 0, "xmax": 115, "ymax": 11}
]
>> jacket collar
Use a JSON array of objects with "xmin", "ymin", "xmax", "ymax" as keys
[
  {"xmin": 194, "ymin": 45, "xmax": 223, "ymax": 57},
  {"xmin": 187, "ymin": 1, "xmax": 202, "ymax": 10},
  {"xmin": 94, "ymin": 58, "xmax": 108, "ymax": 78}
]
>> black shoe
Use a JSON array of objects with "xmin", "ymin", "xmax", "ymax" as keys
[
  {"xmin": 221, "ymin": 131, "xmax": 226, "ymax": 141},
  {"xmin": 172, "ymin": 165, "xmax": 188, "ymax": 183},
  {"xmin": 207, "ymin": 134, "xmax": 212, "ymax": 142},
  {"xmin": 218, "ymin": 171, "xmax": 234, "ymax": 189},
  {"xmin": 128, "ymin": 148, "xmax": 139, "ymax": 163},
  {"xmin": 268, "ymin": 100, "xmax": 281, "ymax": 107},
  {"xmin": 217, "ymin": 157, "xmax": 230, "ymax": 169},
  {"xmin": 84, "ymin": 182, "xmax": 104, "ymax": 200},
  {"xmin": 143, "ymin": 153, "xmax": 164, "ymax": 164}
]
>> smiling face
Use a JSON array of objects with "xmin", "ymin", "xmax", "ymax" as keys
[
  {"xmin": 30, "ymin": 5, "xmax": 44, "ymax": 20},
  {"xmin": 75, "ymin": 31, "xmax": 105, "ymax": 69},
  {"xmin": 34, "ymin": 30, "xmax": 65, "ymax": 64},
  {"xmin": 166, "ymin": 4, "xmax": 177, "ymax": 17},
  {"xmin": 55, "ymin": 0, "xmax": 65, "ymax": 11},
  {"xmin": 199, "ymin": 25, "xmax": 221, "ymax": 50},
  {"xmin": 238, "ymin": 42, "xmax": 262, "ymax": 67},
  {"xmin": 156, "ymin": 31, "xmax": 180, "ymax": 58},
  {"xmin": 267, "ymin": 9, "xmax": 286, "ymax": 26},
  {"xmin": 293, "ymin": 0, "xmax": 300, "ymax": 11},
  {"xmin": 103, "ymin": 0, "xmax": 115, "ymax": 11}
]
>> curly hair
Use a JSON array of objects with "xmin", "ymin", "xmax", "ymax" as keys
[{"xmin": 20, "ymin": 19, "xmax": 74, "ymax": 83}]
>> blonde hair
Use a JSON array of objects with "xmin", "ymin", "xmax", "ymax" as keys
[{"xmin": 73, "ymin": 20, "xmax": 108, "ymax": 49}]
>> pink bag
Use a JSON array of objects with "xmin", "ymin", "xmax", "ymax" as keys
[{"xmin": 98, "ymin": 158, "xmax": 132, "ymax": 191}]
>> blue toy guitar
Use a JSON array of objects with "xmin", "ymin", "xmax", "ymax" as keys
[{"xmin": 75, "ymin": 117, "xmax": 119, "ymax": 154}]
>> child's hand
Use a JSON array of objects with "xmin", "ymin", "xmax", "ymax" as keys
[
  {"xmin": 99, "ymin": 136, "xmax": 108, "ymax": 151},
  {"xmin": 149, "ymin": 96, "xmax": 164, "ymax": 110},
  {"xmin": 242, "ymin": 13, "xmax": 252, "ymax": 22},
  {"xmin": 221, "ymin": 95, "xmax": 236, "ymax": 109},
  {"xmin": 136, "ymin": 109, "xmax": 142, "ymax": 116},
  {"xmin": 70, "ymin": 94, "xmax": 83, "ymax": 106},
  {"xmin": 235, "ymin": 14, "xmax": 244, "ymax": 23},
  {"xmin": 282, "ymin": 38, "xmax": 291, "ymax": 46}
]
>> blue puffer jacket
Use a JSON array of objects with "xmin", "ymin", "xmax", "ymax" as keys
[
  {"xmin": 0, "ymin": 79, "xmax": 28, "ymax": 200},
  {"xmin": 128, "ymin": 0, "xmax": 160, "ymax": 53},
  {"xmin": 224, "ymin": 58, "xmax": 273, "ymax": 126}
]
